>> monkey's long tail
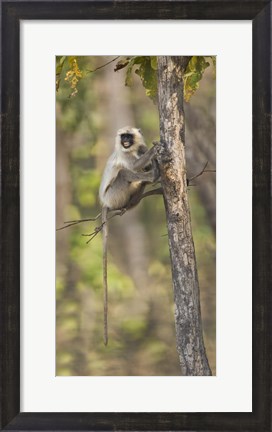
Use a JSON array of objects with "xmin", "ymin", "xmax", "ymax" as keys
[{"xmin": 102, "ymin": 206, "xmax": 108, "ymax": 346}]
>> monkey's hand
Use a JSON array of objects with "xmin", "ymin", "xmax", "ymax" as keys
[
  {"xmin": 151, "ymin": 159, "xmax": 160, "ymax": 183},
  {"xmin": 152, "ymin": 141, "xmax": 161, "ymax": 151},
  {"xmin": 133, "ymin": 145, "xmax": 157, "ymax": 171},
  {"xmin": 150, "ymin": 142, "xmax": 161, "ymax": 182}
]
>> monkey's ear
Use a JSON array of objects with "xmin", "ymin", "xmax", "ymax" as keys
[{"xmin": 138, "ymin": 128, "xmax": 142, "ymax": 135}]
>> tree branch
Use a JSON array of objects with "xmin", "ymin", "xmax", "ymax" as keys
[
  {"xmin": 56, "ymin": 213, "xmax": 101, "ymax": 231},
  {"xmin": 187, "ymin": 161, "xmax": 216, "ymax": 185},
  {"xmin": 56, "ymin": 187, "xmax": 164, "ymax": 240},
  {"xmin": 86, "ymin": 56, "xmax": 120, "ymax": 74},
  {"xmin": 82, "ymin": 209, "xmax": 127, "ymax": 244},
  {"xmin": 140, "ymin": 187, "xmax": 163, "ymax": 199},
  {"xmin": 56, "ymin": 165, "xmax": 214, "ymax": 236}
]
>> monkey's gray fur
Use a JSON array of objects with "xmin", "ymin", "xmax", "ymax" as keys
[
  {"xmin": 99, "ymin": 127, "xmax": 158, "ymax": 209},
  {"xmin": 99, "ymin": 126, "xmax": 159, "ymax": 345}
]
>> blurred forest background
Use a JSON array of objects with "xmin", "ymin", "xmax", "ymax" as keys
[{"xmin": 56, "ymin": 56, "xmax": 216, "ymax": 376}]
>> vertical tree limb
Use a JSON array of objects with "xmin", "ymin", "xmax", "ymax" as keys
[{"xmin": 156, "ymin": 56, "xmax": 211, "ymax": 376}]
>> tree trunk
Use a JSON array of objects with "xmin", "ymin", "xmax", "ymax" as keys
[{"xmin": 156, "ymin": 56, "xmax": 212, "ymax": 376}]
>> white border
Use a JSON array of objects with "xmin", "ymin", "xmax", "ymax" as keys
[{"xmin": 21, "ymin": 21, "xmax": 252, "ymax": 412}]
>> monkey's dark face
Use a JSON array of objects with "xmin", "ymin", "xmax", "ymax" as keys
[{"xmin": 120, "ymin": 133, "xmax": 134, "ymax": 149}]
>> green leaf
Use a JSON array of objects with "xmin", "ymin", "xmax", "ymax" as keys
[
  {"xmin": 183, "ymin": 56, "xmax": 211, "ymax": 102},
  {"xmin": 56, "ymin": 56, "xmax": 67, "ymax": 92},
  {"xmin": 56, "ymin": 56, "xmax": 66, "ymax": 75},
  {"xmin": 123, "ymin": 56, "xmax": 158, "ymax": 102},
  {"xmin": 150, "ymin": 56, "xmax": 158, "ymax": 70},
  {"xmin": 124, "ymin": 58, "xmax": 136, "ymax": 86},
  {"xmin": 114, "ymin": 57, "xmax": 131, "ymax": 72},
  {"xmin": 209, "ymin": 56, "xmax": 216, "ymax": 77}
]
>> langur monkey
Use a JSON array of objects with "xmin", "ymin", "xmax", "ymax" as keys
[{"xmin": 99, "ymin": 126, "xmax": 159, "ymax": 345}]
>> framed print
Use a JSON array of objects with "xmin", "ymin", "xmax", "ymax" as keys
[
  {"xmin": 54, "ymin": 53, "xmax": 217, "ymax": 378},
  {"xmin": 1, "ymin": 1, "xmax": 271, "ymax": 431}
]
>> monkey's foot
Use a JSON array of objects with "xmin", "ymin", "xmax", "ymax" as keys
[{"xmin": 118, "ymin": 207, "xmax": 127, "ymax": 216}]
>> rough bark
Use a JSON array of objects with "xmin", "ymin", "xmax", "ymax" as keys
[{"xmin": 156, "ymin": 56, "xmax": 212, "ymax": 376}]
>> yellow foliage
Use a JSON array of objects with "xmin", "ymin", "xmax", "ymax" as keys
[{"xmin": 64, "ymin": 57, "xmax": 83, "ymax": 97}]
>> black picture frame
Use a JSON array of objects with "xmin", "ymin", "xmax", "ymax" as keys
[{"xmin": 1, "ymin": 1, "xmax": 271, "ymax": 431}]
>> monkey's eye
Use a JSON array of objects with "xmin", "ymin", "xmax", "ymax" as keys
[{"xmin": 121, "ymin": 133, "xmax": 134, "ymax": 148}]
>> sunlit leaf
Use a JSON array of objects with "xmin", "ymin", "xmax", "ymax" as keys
[
  {"xmin": 120, "ymin": 56, "xmax": 158, "ymax": 102},
  {"xmin": 56, "ymin": 56, "xmax": 66, "ymax": 92},
  {"xmin": 183, "ymin": 56, "xmax": 213, "ymax": 102},
  {"xmin": 114, "ymin": 57, "xmax": 131, "ymax": 72},
  {"xmin": 209, "ymin": 55, "xmax": 216, "ymax": 78},
  {"xmin": 150, "ymin": 56, "xmax": 157, "ymax": 70},
  {"xmin": 64, "ymin": 57, "xmax": 83, "ymax": 98}
]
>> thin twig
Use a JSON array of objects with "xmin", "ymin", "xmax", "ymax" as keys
[
  {"xmin": 56, "ymin": 213, "xmax": 101, "ymax": 231},
  {"xmin": 57, "ymin": 186, "xmax": 162, "ymax": 238},
  {"xmin": 64, "ymin": 215, "xmax": 101, "ymax": 223},
  {"xmin": 57, "ymin": 221, "xmax": 83, "ymax": 231},
  {"xmin": 188, "ymin": 161, "xmax": 216, "ymax": 184},
  {"xmin": 86, "ymin": 56, "xmax": 120, "ymax": 74},
  {"xmin": 82, "ymin": 209, "xmax": 127, "ymax": 244},
  {"xmin": 83, "ymin": 225, "xmax": 104, "ymax": 244}
]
